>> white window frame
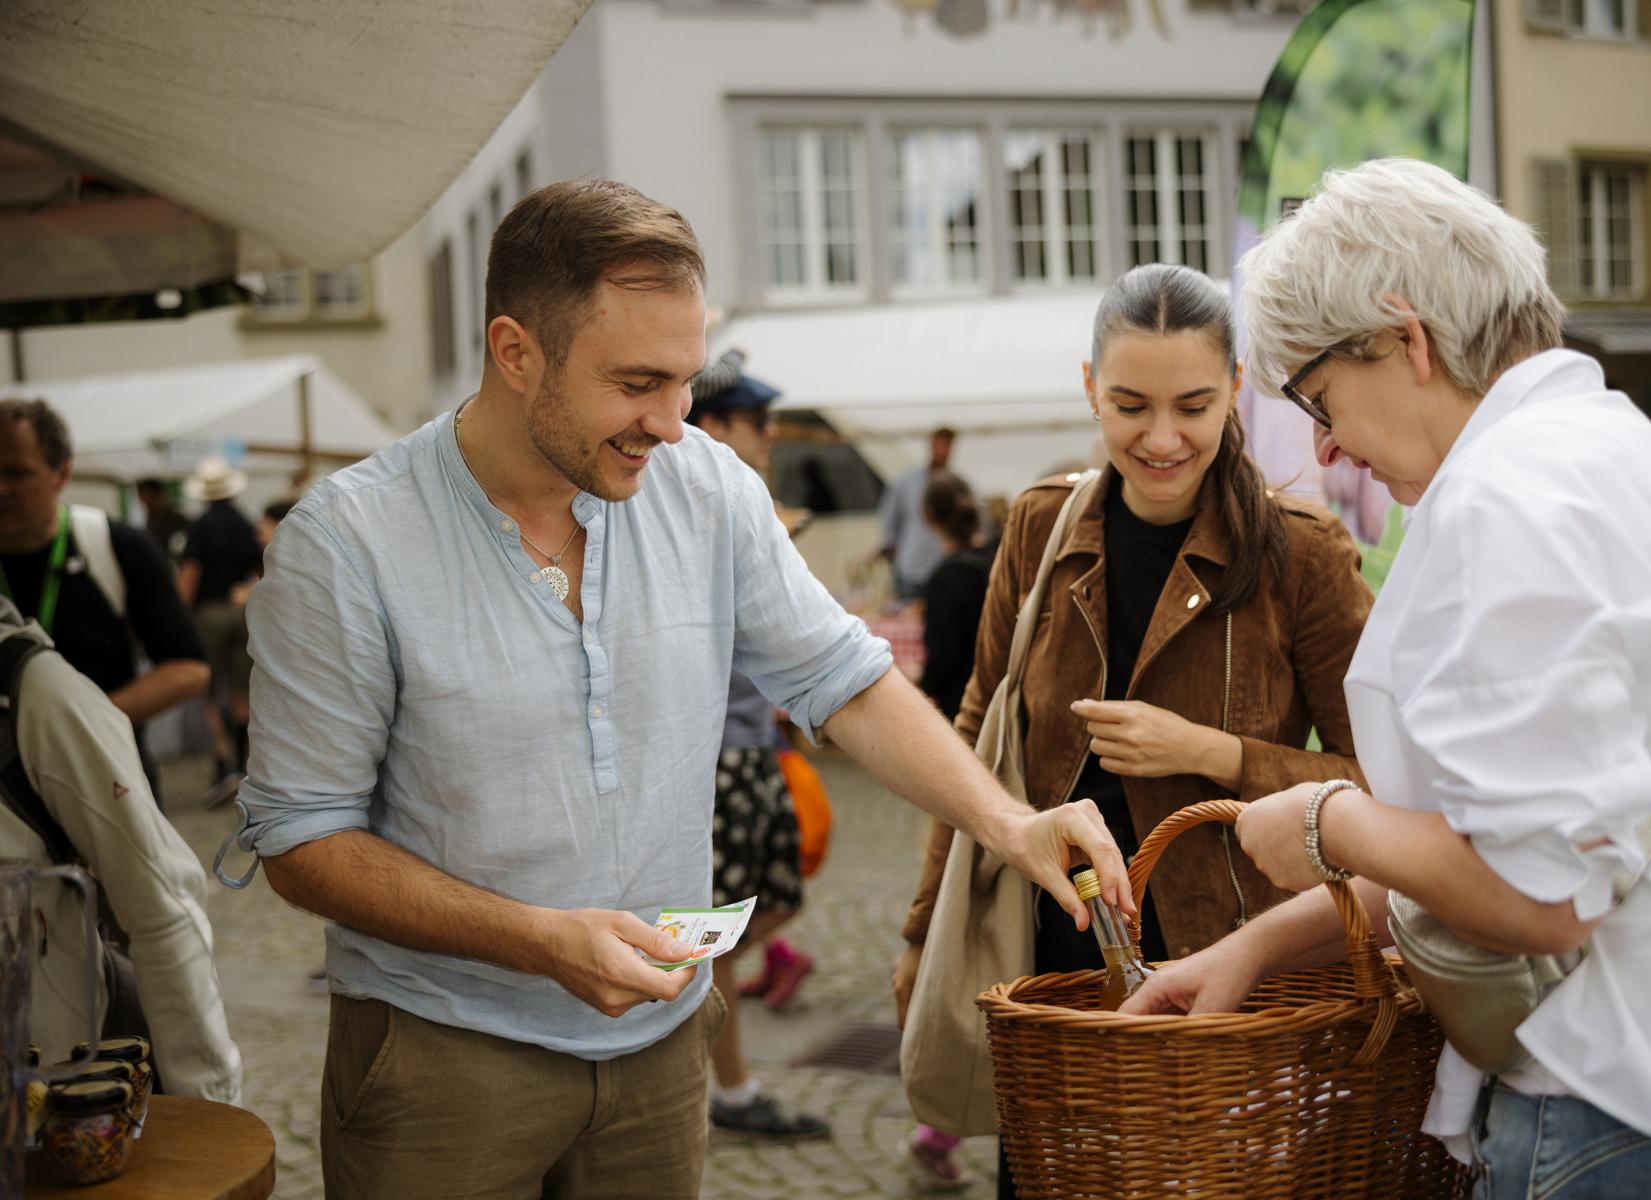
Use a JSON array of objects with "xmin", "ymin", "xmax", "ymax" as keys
[
  {"xmin": 1123, "ymin": 129, "xmax": 1217, "ymax": 273},
  {"xmin": 1004, "ymin": 130, "xmax": 1106, "ymax": 289},
  {"xmin": 1567, "ymin": 0, "xmax": 1636, "ymax": 39},
  {"xmin": 1578, "ymin": 161, "xmax": 1645, "ymax": 300},
  {"xmin": 887, "ymin": 127, "xmax": 989, "ymax": 297},
  {"xmin": 248, "ymin": 264, "xmax": 374, "ymax": 324},
  {"xmin": 756, "ymin": 127, "xmax": 870, "ymax": 302}
]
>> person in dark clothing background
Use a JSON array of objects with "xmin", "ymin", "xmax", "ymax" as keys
[
  {"xmin": 916, "ymin": 469, "xmax": 995, "ymax": 724},
  {"xmin": 136, "ymin": 478, "xmax": 191, "ymax": 564},
  {"xmin": 178, "ymin": 456, "xmax": 263, "ymax": 789},
  {"xmin": 0, "ymin": 398, "xmax": 207, "ymax": 802}
]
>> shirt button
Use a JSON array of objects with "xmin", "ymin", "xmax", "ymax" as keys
[
  {"xmin": 500, "ymin": 519, "xmax": 515, "ymax": 532},
  {"xmin": 1186, "ymin": 594, "xmax": 1201, "ymax": 610},
  {"xmin": 583, "ymin": 629, "xmax": 594, "ymax": 644},
  {"xmin": 530, "ymin": 571, "xmax": 543, "ymax": 584},
  {"xmin": 591, "ymin": 704, "xmax": 603, "ymax": 718}
]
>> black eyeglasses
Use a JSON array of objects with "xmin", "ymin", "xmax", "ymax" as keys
[{"xmin": 1280, "ymin": 350, "xmax": 1333, "ymax": 430}]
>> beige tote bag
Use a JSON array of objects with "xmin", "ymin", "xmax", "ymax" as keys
[{"xmin": 900, "ymin": 470, "xmax": 1102, "ymax": 1137}]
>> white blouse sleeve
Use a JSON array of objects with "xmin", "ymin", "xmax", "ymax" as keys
[{"xmin": 1387, "ymin": 457, "xmax": 1651, "ymax": 921}]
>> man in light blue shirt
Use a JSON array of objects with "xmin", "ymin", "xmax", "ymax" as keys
[
  {"xmin": 222, "ymin": 180, "xmax": 1123, "ymax": 1199},
  {"xmin": 878, "ymin": 426, "xmax": 955, "ymax": 598}
]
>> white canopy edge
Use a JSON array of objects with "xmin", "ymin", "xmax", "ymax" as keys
[{"xmin": 3, "ymin": 355, "xmax": 397, "ymax": 482}]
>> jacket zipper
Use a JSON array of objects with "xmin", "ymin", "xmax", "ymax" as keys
[
  {"xmin": 1062, "ymin": 583, "xmax": 1108, "ymax": 807},
  {"xmin": 1215, "ymin": 612, "xmax": 1249, "ymax": 928}
]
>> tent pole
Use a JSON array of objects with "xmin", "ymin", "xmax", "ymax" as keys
[{"xmin": 298, "ymin": 369, "xmax": 315, "ymax": 485}]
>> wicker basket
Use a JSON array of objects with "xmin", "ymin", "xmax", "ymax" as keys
[{"xmin": 978, "ymin": 800, "xmax": 1470, "ymax": 1199}]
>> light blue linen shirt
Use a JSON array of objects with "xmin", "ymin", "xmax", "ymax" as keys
[{"xmin": 232, "ymin": 410, "xmax": 890, "ymax": 1060}]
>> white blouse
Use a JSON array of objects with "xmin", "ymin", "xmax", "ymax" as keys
[{"xmin": 1343, "ymin": 349, "xmax": 1651, "ymax": 1150}]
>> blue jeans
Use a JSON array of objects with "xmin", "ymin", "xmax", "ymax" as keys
[{"xmin": 1473, "ymin": 1084, "xmax": 1651, "ymax": 1200}]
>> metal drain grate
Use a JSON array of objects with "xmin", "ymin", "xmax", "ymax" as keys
[{"xmin": 790, "ymin": 1021, "xmax": 903, "ymax": 1076}]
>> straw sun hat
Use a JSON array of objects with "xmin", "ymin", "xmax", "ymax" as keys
[{"xmin": 184, "ymin": 455, "xmax": 248, "ymax": 502}]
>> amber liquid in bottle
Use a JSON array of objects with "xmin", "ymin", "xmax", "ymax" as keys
[{"xmin": 1073, "ymin": 868, "xmax": 1151, "ymax": 1011}]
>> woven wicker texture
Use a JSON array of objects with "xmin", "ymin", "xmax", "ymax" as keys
[{"xmin": 979, "ymin": 800, "xmax": 1470, "ymax": 1199}]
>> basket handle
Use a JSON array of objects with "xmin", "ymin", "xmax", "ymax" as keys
[{"xmin": 1125, "ymin": 799, "xmax": 1400, "ymax": 1065}]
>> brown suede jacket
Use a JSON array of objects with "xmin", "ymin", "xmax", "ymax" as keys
[{"xmin": 902, "ymin": 468, "xmax": 1374, "ymax": 958}]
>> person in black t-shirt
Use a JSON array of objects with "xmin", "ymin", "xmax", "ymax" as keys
[
  {"xmin": 917, "ymin": 469, "xmax": 995, "ymax": 724},
  {"xmin": 178, "ymin": 457, "xmax": 264, "ymax": 784},
  {"xmin": 135, "ymin": 478, "xmax": 192, "ymax": 565},
  {"xmin": 0, "ymin": 399, "xmax": 208, "ymax": 762}
]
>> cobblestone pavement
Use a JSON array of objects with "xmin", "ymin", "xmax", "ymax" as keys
[{"xmin": 163, "ymin": 750, "xmax": 1001, "ymax": 1200}]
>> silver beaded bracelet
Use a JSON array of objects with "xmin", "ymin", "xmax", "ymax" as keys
[{"xmin": 1304, "ymin": 778, "xmax": 1360, "ymax": 883}]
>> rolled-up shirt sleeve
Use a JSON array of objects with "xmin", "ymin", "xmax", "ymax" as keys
[
  {"xmin": 722, "ymin": 455, "xmax": 891, "ymax": 741},
  {"xmin": 236, "ymin": 505, "xmax": 397, "ymax": 858},
  {"xmin": 1391, "ymin": 478, "xmax": 1651, "ymax": 921}
]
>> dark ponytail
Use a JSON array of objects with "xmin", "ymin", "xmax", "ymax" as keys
[
  {"xmin": 1092, "ymin": 264, "xmax": 1288, "ymax": 614},
  {"xmin": 922, "ymin": 469, "xmax": 981, "ymax": 545}
]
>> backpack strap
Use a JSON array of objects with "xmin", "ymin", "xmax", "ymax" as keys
[
  {"xmin": 0, "ymin": 635, "xmax": 72, "ymax": 864},
  {"xmin": 69, "ymin": 504, "xmax": 126, "ymax": 620}
]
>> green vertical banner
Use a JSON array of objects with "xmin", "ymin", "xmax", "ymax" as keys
[{"xmin": 1233, "ymin": 0, "xmax": 1476, "ymax": 544}]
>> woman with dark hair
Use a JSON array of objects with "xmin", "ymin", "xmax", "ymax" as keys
[
  {"xmin": 893, "ymin": 263, "xmax": 1375, "ymax": 1197},
  {"xmin": 917, "ymin": 469, "xmax": 994, "ymax": 723}
]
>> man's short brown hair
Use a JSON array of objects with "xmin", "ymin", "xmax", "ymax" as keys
[
  {"xmin": 485, "ymin": 180, "xmax": 706, "ymax": 372},
  {"xmin": 0, "ymin": 398, "xmax": 72, "ymax": 469}
]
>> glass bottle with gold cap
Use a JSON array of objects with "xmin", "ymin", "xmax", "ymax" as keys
[{"xmin": 1072, "ymin": 867, "xmax": 1151, "ymax": 1010}]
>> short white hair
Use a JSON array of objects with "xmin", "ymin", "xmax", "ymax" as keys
[{"xmin": 1240, "ymin": 158, "xmax": 1564, "ymax": 398}]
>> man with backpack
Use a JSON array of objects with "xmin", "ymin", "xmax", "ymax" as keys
[
  {"xmin": 0, "ymin": 596, "xmax": 241, "ymax": 1099},
  {"xmin": 0, "ymin": 399, "xmax": 208, "ymax": 797}
]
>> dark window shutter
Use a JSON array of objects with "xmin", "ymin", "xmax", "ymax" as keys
[
  {"xmin": 1531, "ymin": 158, "xmax": 1577, "ymax": 298},
  {"xmin": 429, "ymin": 240, "xmax": 456, "ymax": 377}
]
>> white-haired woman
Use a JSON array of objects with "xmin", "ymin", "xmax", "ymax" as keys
[{"xmin": 1123, "ymin": 157, "xmax": 1651, "ymax": 1198}]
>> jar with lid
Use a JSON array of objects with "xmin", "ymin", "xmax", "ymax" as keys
[
  {"xmin": 73, "ymin": 1036, "xmax": 153, "ymax": 1125},
  {"xmin": 42, "ymin": 1079, "xmax": 137, "ymax": 1186}
]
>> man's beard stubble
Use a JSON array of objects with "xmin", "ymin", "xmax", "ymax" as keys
[{"xmin": 524, "ymin": 374, "xmax": 658, "ymax": 503}]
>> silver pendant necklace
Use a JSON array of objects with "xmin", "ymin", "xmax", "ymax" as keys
[{"xmin": 519, "ymin": 523, "xmax": 582, "ymax": 602}]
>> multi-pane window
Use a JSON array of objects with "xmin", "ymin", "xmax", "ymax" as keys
[
  {"xmin": 252, "ymin": 269, "xmax": 306, "ymax": 320},
  {"xmin": 1578, "ymin": 162, "xmax": 1645, "ymax": 299},
  {"xmin": 1005, "ymin": 132, "xmax": 1100, "ymax": 285},
  {"xmin": 757, "ymin": 129, "xmax": 864, "ymax": 294},
  {"xmin": 888, "ymin": 129, "xmax": 985, "ymax": 290},
  {"xmin": 1125, "ymin": 131, "xmax": 1215, "ymax": 271},
  {"xmin": 251, "ymin": 266, "xmax": 371, "ymax": 322},
  {"xmin": 312, "ymin": 266, "xmax": 369, "ymax": 319},
  {"xmin": 1567, "ymin": 0, "xmax": 1633, "ymax": 37}
]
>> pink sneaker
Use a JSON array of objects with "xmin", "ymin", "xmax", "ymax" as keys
[
  {"xmin": 763, "ymin": 945, "xmax": 814, "ymax": 1009},
  {"xmin": 906, "ymin": 1126, "xmax": 971, "ymax": 1189},
  {"xmin": 736, "ymin": 941, "xmax": 782, "ymax": 999}
]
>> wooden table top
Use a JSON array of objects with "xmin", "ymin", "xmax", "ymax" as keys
[{"xmin": 27, "ymin": 1094, "xmax": 276, "ymax": 1200}]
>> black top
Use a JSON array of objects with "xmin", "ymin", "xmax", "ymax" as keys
[
  {"xmin": 145, "ymin": 509, "xmax": 192, "ymax": 565},
  {"xmin": 182, "ymin": 501, "xmax": 263, "ymax": 606},
  {"xmin": 1040, "ymin": 485, "xmax": 1192, "ymax": 973},
  {"xmin": 0, "ymin": 518, "xmax": 204, "ymax": 696},
  {"xmin": 919, "ymin": 543, "xmax": 997, "ymax": 721}
]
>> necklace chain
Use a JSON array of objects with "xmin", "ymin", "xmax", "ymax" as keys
[
  {"xmin": 518, "ymin": 521, "xmax": 581, "ymax": 566},
  {"xmin": 456, "ymin": 402, "xmax": 582, "ymax": 568}
]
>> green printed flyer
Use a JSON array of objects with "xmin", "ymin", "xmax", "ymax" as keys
[{"xmin": 644, "ymin": 896, "xmax": 758, "ymax": 970}]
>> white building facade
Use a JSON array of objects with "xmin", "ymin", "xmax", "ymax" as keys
[{"xmin": 423, "ymin": 0, "xmax": 1306, "ymax": 440}]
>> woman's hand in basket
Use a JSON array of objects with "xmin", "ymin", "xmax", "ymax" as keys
[{"xmin": 1118, "ymin": 941, "xmax": 1260, "ymax": 1016}]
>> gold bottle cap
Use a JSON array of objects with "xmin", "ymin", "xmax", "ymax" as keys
[{"xmin": 1072, "ymin": 868, "xmax": 1100, "ymax": 902}]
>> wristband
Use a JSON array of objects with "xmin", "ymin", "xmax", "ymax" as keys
[{"xmin": 1304, "ymin": 778, "xmax": 1359, "ymax": 883}]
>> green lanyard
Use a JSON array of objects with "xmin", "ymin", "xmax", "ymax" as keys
[{"xmin": 0, "ymin": 507, "xmax": 71, "ymax": 635}]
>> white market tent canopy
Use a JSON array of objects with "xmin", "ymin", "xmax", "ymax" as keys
[
  {"xmin": 4, "ymin": 355, "xmax": 397, "ymax": 483},
  {"xmin": 713, "ymin": 292, "xmax": 1117, "ymax": 498},
  {"xmin": 0, "ymin": 0, "xmax": 591, "ymax": 269}
]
